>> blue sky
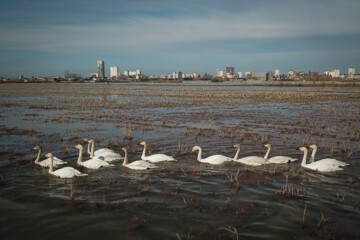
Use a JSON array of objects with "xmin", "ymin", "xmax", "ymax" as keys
[{"xmin": 1, "ymin": 0, "xmax": 360, "ymax": 77}]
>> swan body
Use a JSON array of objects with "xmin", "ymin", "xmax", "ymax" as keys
[
  {"xmin": 85, "ymin": 139, "xmax": 123, "ymax": 162},
  {"xmin": 309, "ymin": 144, "xmax": 348, "ymax": 167},
  {"xmin": 192, "ymin": 146, "xmax": 232, "ymax": 165},
  {"xmin": 299, "ymin": 147, "xmax": 344, "ymax": 172},
  {"xmin": 264, "ymin": 144, "xmax": 297, "ymax": 164},
  {"xmin": 75, "ymin": 144, "xmax": 114, "ymax": 170},
  {"xmin": 45, "ymin": 153, "xmax": 87, "ymax": 178},
  {"xmin": 140, "ymin": 141, "xmax": 176, "ymax": 163},
  {"xmin": 122, "ymin": 148, "xmax": 158, "ymax": 170},
  {"xmin": 233, "ymin": 144, "xmax": 267, "ymax": 166},
  {"xmin": 33, "ymin": 145, "xmax": 67, "ymax": 167}
]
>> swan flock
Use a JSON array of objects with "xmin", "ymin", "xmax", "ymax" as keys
[{"xmin": 33, "ymin": 141, "xmax": 349, "ymax": 178}]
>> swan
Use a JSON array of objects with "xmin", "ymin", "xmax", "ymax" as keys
[
  {"xmin": 45, "ymin": 153, "xmax": 87, "ymax": 178},
  {"xmin": 263, "ymin": 144, "xmax": 298, "ymax": 163},
  {"xmin": 233, "ymin": 144, "xmax": 267, "ymax": 166},
  {"xmin": 75, "ymin": 144, "xmax": 114, "ymax": 170},
  {"xmin": 298, "ymin": 147, "xmax": 344, "ymax": 172},
  {"xmin": 85, "ymin": 139, "xmax": 123, "ymax": 162},
  {"xmin": 140, "ymin": 141, "xmax": 176, "ymax": 163},
  {"xmin": 121, "ymin": 147, "xmax": 158, "ymax": 170},
  {"xmin": 84, "ymin": 138, "xmax": 116, "ymax": 155},
  {"xmin": 191, "ymin": 146, "xmax": 232, "ymax": 165},
  {"xmin": 33, "ymin": 145, "xmax": 67, "ymax": 167},
  {"xmin": 308, "ymin": 144, "xmax": 348, "ymax": 167}
]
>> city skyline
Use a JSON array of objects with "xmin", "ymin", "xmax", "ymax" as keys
[{"xmin": 1, "ymin": 0, "xmax": 360, "ymax": 78}]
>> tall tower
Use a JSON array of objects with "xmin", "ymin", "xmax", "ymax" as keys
[
  {"xmin": 226, "ymin": 67, "xmax": 234, "ymax": 76},
  {"xmin": 97, "ymin": 60, "xmax": 105, "ymax": 79},
  {"xmin": 348, "ymin": 67, "xmax": 355, "ymax": 76},
  {"xmin": 110, "ymin": 66, "xmax": 119, "ymax": 78},
  {"xmin": 275, "ymin": 69, "xmax": 280, "ymax": 78}
]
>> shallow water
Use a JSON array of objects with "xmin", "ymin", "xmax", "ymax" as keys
[{"xmin": 0, "ymin": 83, "xmax": 359, "ymax": 239}]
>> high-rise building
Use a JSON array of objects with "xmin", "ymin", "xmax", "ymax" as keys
[
  {"xmin": 325, "ymin": 69, "xmax": 340, "ymax": 78},
  {"xmin": 172, "ymin": 71, "xmax": 182, "ymax": 79},
  {"xmin": 124, "ymin": 70, "xmax": 129, "ymax": 76},
  {"xmin": 226, "ymin": 67, "xmax": 234, "ymax": 76},
  {"xmin": 110, "ymin": 66, "xmax": 119, "ymax": 78},
  {"xmin": 97, "ymin": 60, "xmax": 105, "ymax": 79},
  {"xmin": 348, "ymin": 67, "xmax": 355, "ymax": 76},
  {"xmin": 216, "ymin": 68, "xmax": 224, "ymax": 77},
  {"xmin": 275, "ymin": 69, "xmax": 280, "ymax": 78},
  {"xmin": 238, "ymin": 72, "xmax": 242, "ymax": 78},
  {"xmin": 136, "ymin": 69, "xmax": 141, "ymax": 76}
]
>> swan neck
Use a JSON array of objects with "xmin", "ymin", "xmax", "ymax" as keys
[
  {"xmin": 197, "ymin": 148, "xmax": 202, "ymax": 161},
  {"xmin": 310, "ymin": 148, "xmax": 316, "ymax": 163},
  {"xmin": 234, "ymin": 147, "xmax": 240, "ymax": 160},
  {"xmin": 77, "ymin": 147, "xmax": 83, "ymax": 164},
  {"xmin": 123, "ymin": 151, "xmax": 128, "ymax": 165},
  {"xmin": 141, "ymin": 144, "xmax": 147, "ymax": 159},
  {"xmin": 87, "ymin": 142, "xmax": 91, "ymax": 154},
  {"xmin": 90, "ymin": 142, "xmax": 95, "ymax": 158},
  {"xmin": 35, "ymin": 148, "xmax": 41, "ymax": 163},
  {"xmin": 264, "ymin": 146, "xmax": 271, "ymax": 159},
  {"xmin": 49, "ymin": 155, "xmax": 54, "ymax": 173},
  {"xmin": 301, "ymin": 150, "xmax": 308, "ymax": 166}
]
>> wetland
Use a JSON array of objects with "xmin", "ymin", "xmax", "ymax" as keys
[{"xmin": 0, "ymin": 82, "xmax": 359, "ymax": 239}]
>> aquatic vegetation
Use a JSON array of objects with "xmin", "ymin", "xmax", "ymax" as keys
[{"xmin": 0, "ymin": 83, "xmax": 359, "ymax": 239}]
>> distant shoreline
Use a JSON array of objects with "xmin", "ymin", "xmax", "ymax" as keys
[{"xmin": 2, "ymin": 80, "xmax": 360, "ymax": 87}]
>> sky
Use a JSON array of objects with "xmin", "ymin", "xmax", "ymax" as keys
[{"xmin": 1, "ymin": 0, "xmax": 360, "ymax": 78}]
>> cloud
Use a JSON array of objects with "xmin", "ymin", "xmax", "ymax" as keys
[
  {"xmin": 1, "ymin": 5, "xmax": 360, "ymax": 56},
  {"xmin": 1, "ymin": 0, "xmax": 360, "ymax": 77}
]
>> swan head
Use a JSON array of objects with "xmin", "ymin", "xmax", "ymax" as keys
[
  {"xmin": 192, "ymin": 146, "xmax": 201, "ymax": 152},
  {"xmin": 309, "ymin": 144, "xmax": 317, "ymax": 150},
  {"xmin": 45, "ymin": 153, "xmax": 53, "ymax": 158},
  {"xmin": 299, "ymin": 147, "xmax": 307, "ymax": 152},
  {"xmin": 139, "ymin": 141, "xmax": 146, "ymax": 146},
  {"xmin": 75, "ymin": 144, "xmax": 83, "ymax": 150},
  {"xmin": 33, "ymin": 145, "xmax": 41, "ymax": 150},
  {"xmin": 88, "ymin": 139, "xmax": 95, "ymax": 144},
  {"xmin": 83, "ymin": 138, "xmax": 90, "ymax": 142},
  {"xmin": 233, "ymin": 144, "xmax": 240, "ymax": 149},
  {"xmin": 122, "ymin": 147, "xmax": 127, "ymax": 152},
  {"xmin": 264, "ymin": 144, "xmax": 271, "ymax": 148}
]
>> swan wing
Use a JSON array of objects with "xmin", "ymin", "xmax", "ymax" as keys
[
  {"xmin": 99, "ymin": 152, "xmax": 123, "ymax": 162},
  {"xmin": 142, "ymin": 154, "xmax": 176, "ymax": 163},
  {"xmin": 126, "ymin": 160, "xmax": 158, "ymax": 170},
  {"xmin": 38, "ymin": 157, "xmax": 67, "ymax": 167},
  {"xmin": 268, "ymin": 156, "xmax": 298, "ymax": 164},
  {"xmin": 305, "ymin": 161, "xmax": 343, "ymax": 172},
  {"xmin": 94, "ymin": 148, "xmax": 115, "ymax": 156},
  {"xmin": 316, "ymin": 158, "xmax": 348, "ymax": 167},
  {"xmin": 52, "ymin": 167, "xmax": 87, "ymax": 178},
  {"xmin": 200, "ymin": 155, "xmax": 232, "ymax": 165},
  {"xmin": 236, "ymin": 156, "xmax": 267, "ymax": 166},
  {"xmin": 81, "ymin": 158, "xmax": 114, "ymax": 169}
]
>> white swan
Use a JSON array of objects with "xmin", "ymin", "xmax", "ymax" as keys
[
  {"xmin": 309, "ymin": 144, "xmax": 348, "ymax": 167},
  {"xmin": 299, "ymin": 147, "xmax": 344, "ymax": 172},
  {"xmin": 85, "ymin": 139, "xmax": 123, "ymax": 162},
  {"xmin": 121, "ymin": 147, "xmax": 158, "ymax": 170},
  {"xmin": 233, "ymin": 144, "xmax": 267, "ymax": 166},
  {"xmin": 33, "ymin": 145, "xmax": 67, "ymax": 167},
  {"xmin": 191, "ymin": 146, "xmax": 232, "ymax": 165},
  {"xmin": 140, "ymin": 141, "xmax": 176, "ymax": 163},
  {"xmin": 263, "ymin": 144, "xmax": 298, "ymax": 164},
  {"xmin": 45, "ymin": 153, "xmax": 87, "ymax": 178},
  {"xmin": 75, "ymin": 144, "xmax": 114, "ymax": 170},
  {"xmin": 84, "ymin": 138, "xmax": 116, "ymax": 155}
]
